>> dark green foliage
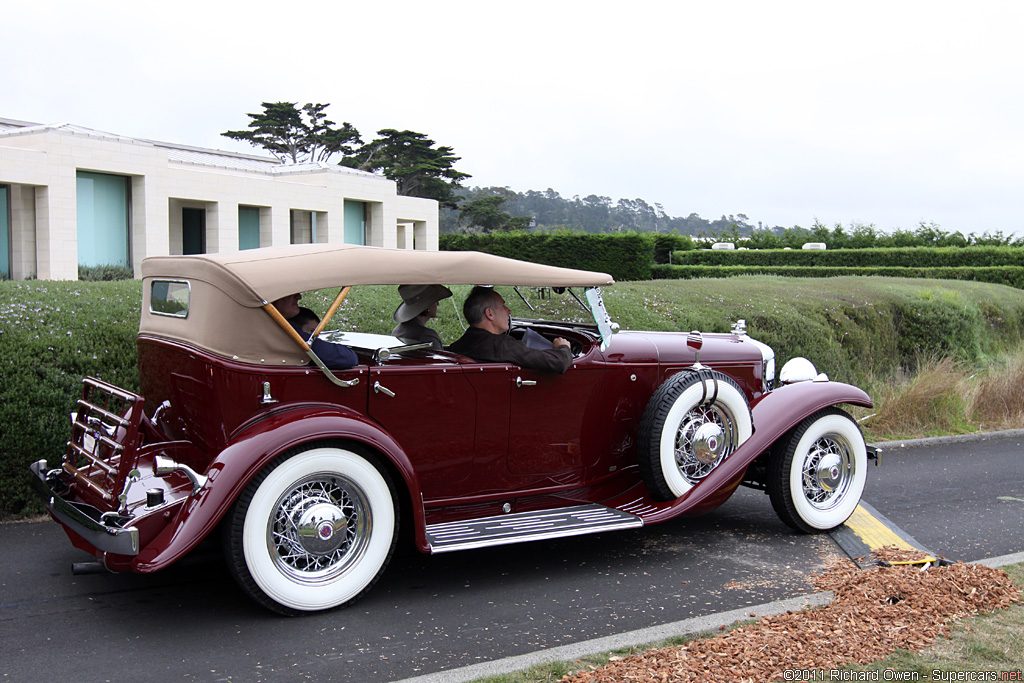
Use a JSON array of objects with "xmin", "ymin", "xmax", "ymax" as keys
[
  {"xmin": 0, "ymin": 280, "xmax": 140, "ymax": 518},
  {"xmin": 458, "ymin": 195, "xmax": 531, "ymax": 233},
  {"xmin": 606, "ymin": 276, "xmax": 1024, "ymax": 389},
  {"xmin": 653, "ymin": 264, "xmax": 1024, "ymax": 290},
  {"xmin": 652, "ymin": 234, "xmax": 696, "ymax": 263},
  {"xmin": 440, "ymin": 186, "xmax": 749, "ymax": 235},
  {"xmin": 441, "ymin": 231, "xmax": 655, "ymax": 281},
  {"xmin": 341, "ymin": 129, "xmax": 471, "ymax": 210},
  {"xmin": 222, "ymin": 101, "xmax": 362, "ymax": 164},
  {"xmin": 78, "ymin": 264, "xmax": 135, "ymax": 281},
  {"xmin": 669, "ymin": 246, "xmax": 1024, "ymax": 268},
  {"xmin": 708, "ymin": 220, "xmax": 1024, "ymax": 249}
]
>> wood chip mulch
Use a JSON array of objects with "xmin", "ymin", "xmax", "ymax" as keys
[{"xmin": 561, "ymin": 546, "xmax": 1020, "ymax": 682}]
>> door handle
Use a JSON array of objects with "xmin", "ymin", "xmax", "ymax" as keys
[
  {"xmin": 373, "ymin": 381, "xmax": 396, "ymax": 397},
  {"xmin": 515, "ymin": 376, "xmax": 537, "ymax": 388}
]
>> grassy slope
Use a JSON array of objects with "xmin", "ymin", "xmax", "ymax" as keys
[{"xmin": 3, "ymin": 276, "xmax": 1024, "ymax": 517}]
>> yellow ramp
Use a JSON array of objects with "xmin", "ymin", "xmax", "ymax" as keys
[{"xmin": 830, "ymin": 501, "xmax": 940, "ymax": 568}]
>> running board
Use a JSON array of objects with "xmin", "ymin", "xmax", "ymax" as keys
[{"xmin": 426, "ymin": 503, "xmax": 643, "ymax": 553}]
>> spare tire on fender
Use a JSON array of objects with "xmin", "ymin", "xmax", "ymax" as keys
[{"xmin": 638, "ymin": 370, "xmax": 753, "ymax": 501}]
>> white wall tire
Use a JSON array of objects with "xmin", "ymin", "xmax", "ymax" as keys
[
  {"xmin": 224, "ymin": 445, "xmax": 398, "ymax": 615},
  {"xmin": 638, "ymin": 371, "xmax": 753, "ymax": 501},
  {"xmin": 767, "ymin": 408, "xmax": 867, "ymax": 533}
]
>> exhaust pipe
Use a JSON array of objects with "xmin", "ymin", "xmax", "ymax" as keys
[{"xmin": 71, "ymin": 561, "xmax": 109, "ymax": 575}]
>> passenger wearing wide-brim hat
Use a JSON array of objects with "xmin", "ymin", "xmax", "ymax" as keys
[{"xmin": 391, "ymin": 284, "xmax": 453, "ymax": 350}]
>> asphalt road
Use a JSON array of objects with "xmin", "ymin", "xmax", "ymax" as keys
[{"xmin": 2, "ymin": 431, "xmax": 1021, "ymax": 683}]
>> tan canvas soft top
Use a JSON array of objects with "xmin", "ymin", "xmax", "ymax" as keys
[
  {"xmin": 139, "ymin": 244, "xmax": 614, "ymax": 366},
  {"xmin": 140, "ymin": 244, "xmax": 614, "ymax": 307}
]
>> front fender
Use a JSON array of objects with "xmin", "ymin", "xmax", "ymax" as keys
[
  {"xmin": 748, "ymin": 379, "xmax": 872, "ymax": 445},
  {"xmin": 131, "ymin": 403, "xmax": 424, "ymax": 573},
  {"xmin": 636, "ymin": 380, "xmax": 871, "ymax": 523}
]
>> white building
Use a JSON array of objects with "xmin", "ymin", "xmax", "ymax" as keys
[{"xmin": 0, "ymin": 117, "xmax": 439, "ymax": 281}]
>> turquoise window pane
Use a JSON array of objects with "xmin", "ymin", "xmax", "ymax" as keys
[
  {"xmin": 76, "ymin": 172, "xmax": 129, "ymax": 267},
  {"xmin": 344, "ymin": 200, "xmax": 365, "ymax": 245},
  {"xmin": 239, "ymin": 206, "xmax": 260, "ymax": 250},
  {"xmin": 1, "ymin": 186, "xmax": 9, "ymax": 279}
]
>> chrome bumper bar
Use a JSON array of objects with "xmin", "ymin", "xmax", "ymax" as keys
[{"xmin": 29, "ymin": 459, "xmax": 140, "ymax": 556}]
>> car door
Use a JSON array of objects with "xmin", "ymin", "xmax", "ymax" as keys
[
  {"xmin": 366, "ymin": 359, "xmax": 479, "ymax": 494},
  {"xmin": 506, "ymin": 351, "xmax": 607, "ymax": 477}
]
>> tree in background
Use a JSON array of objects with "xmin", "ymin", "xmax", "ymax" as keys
[
  {"xmin": 222, "ymin": 102, "xmax": 362, "ymax": 164},
  {"xmin": 342, "ymin": 129, "xmax": 471, "ymax": 209},
  {"xmin": 458, "ymin": 195, "xmax": 532, "ymax": 233}
]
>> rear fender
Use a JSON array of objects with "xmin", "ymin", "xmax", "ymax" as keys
[
  {"xmin": 131, "ymin": 404, "xmax": 423, "ymax": 572},
  {"xmin": 636, "ymin": 380, "xmax": 871, "ymax": 523}
]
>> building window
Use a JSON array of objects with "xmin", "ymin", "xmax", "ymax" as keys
[
  {"xmin": 239, "ymin": 206, "xmax": 260, "ymax": 250},
  {"xmin": 344, "ymin": 200, "xmax": 365, "ymax": 245},
  {"xmin": 76, "ymin": 171, "xmax": 130, "ymax": 267},
  {"xmin": 182, "ymin": 208, "xmax": 205, "ymax": 255}
]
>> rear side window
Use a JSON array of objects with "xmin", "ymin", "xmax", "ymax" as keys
[{"xmin": 150, "ymin": 280, "xmax": 191, "ymax": 318}]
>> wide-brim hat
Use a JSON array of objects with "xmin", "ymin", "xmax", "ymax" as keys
[{"xmin": 393, "ymin": 284, "xmax": 453, "ymax": 323}]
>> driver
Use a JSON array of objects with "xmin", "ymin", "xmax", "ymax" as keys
[{"xmin": 447, "ymin": 286, "xmax": 572, "ymax": 373}]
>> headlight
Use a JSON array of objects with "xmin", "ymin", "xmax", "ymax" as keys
[{"xmin": 779, "ymin": 357, "xmax": 818, "ymax": 384}]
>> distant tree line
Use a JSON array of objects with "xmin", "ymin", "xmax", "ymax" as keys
[
  {"xmin": 442, "ymin": 186, "xmax": 1023, "ymax": 248},
  {"xmin": 441, "ymin": 186, "xmax": 754, "ymax": 235},
  {"xmin": 716, "ymin": 220, "xmax": 1023, "ymax": 249}
]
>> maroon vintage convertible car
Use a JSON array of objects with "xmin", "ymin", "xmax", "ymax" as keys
[{"xmin": 30, "ymin": 244, "xmax": 875, "ymax": 614}]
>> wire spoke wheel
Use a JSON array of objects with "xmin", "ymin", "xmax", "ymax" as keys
[
  {"xmin": 639, "ymin": 371, "xmax": 752, "ymax": 501},
  {"xmin": 675, "ymin": 403, "xmax": 743, "ymax": 483},
  {"xmin": 224, "ymin": 445, "xmax": 397, "ymax": 615},
  {"xmin": 269, "ymin": 474, "xmax": 370, "ymax": 583},
  {"xmin": 768, "ymin": 408, "xmax": 867, "ymax": 533},
  {"xmin": 799, "ymin": 433, "xmax": 856, "ymax": 511}
]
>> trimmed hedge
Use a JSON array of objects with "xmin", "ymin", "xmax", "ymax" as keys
[
  {"xmin": 1, "ymin": 280, "xmax": 141, "ymax": 518},
  {"xmin": 670, "ymin": 246, "xmax": 1024, "ymax": 268},
  {"xmin": 440, "ymin": 232, "xmax": 694, "ymax": 281},
  {"xmin": 652, "ymin": 264, "xmax": 1024, "ymax": 290}
]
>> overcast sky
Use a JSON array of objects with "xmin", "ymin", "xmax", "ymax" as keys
[{"xmin": 6, "ymin": 1, "xmax": 1022, "ymax": 236}]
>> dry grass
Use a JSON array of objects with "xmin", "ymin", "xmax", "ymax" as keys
[
  {"xmin": 862, "ymin": 349, "xmax": 1024, "ymax": 441},
  {"xmin": 971, "ymin": 352, "xmax": 1024, "ymax": 430},
  {"xmin": 864, "ymin": 356, "xmax": 974, "ymax": 439}
]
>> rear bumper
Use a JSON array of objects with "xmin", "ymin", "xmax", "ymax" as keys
[{"xmin": 29, "ymin": 460, "xmax": 140, "ymax": 556}]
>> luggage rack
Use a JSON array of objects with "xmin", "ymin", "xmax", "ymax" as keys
[{"xmin": 63, "ymin": 377, "xmax": 146, "ymax": 512}]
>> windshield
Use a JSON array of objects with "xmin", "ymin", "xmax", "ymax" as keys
[{"xmin": 585, "ymin": 287, "xmax": 615, "ymax": 351}]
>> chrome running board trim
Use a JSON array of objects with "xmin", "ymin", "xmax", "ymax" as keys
[{"xmin": 426, "ymin": 503, "xmax": 643, "ymax": 553}]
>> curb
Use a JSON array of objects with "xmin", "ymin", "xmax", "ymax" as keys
[
  {"xmin": 872, "ymin": 427, "xmax": 1024, "ymax": 450},
  {"xmin": 391, "ymin": 553, "xmax": 1024, "ymax": 683},
  {"xmin": 391, "ymin": 592, "xmax": 833, "ymax": 683}
]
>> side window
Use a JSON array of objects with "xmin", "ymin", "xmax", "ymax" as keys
[{"xmin": 150, "ymin": 280, "xmax": 191, "ymax": 318}]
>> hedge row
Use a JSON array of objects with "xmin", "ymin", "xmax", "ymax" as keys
[
  {"xmin": 439, "ymin": 232, "xmax": 694, "ymax": 281},
  {"xmin": 651, "ymin": 264, "xmax": 1024, "ymax": 289},
  {"xmin": 670, "ymin": 246, "xmax": 1024, "ymax": 268}
]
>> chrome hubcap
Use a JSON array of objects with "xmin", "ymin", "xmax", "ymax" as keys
[
  {"xmin": 676, "ymin": 405, "xmax": 739, "ymax": 483},
  {"xmin": 690, "ymin": 422, "xmax": 726, "ymax": 467},
  {"xmin": 296, "ymin": 502, "xmax": 350, "ymax": 555},
  {"xmin": 815, "ymin": 452, "xmax": 843, "ymax": 492},
  {"xmin": 801, "ymin": 435, "xmax": 854, "ymax": 510},
  {"xmin": 268, "ymin": 474, "xmax": 371, "ymax": 583}
]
